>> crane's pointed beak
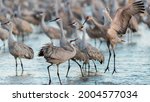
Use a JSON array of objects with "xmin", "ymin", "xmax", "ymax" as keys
[
  {"xmin": 83, "ymin": 18, "xmax": 88, "ymax": 25},
  {"xmin": 49, "ymin": 17, "xmax": 60, "ymax": 22},
  {"xmin": 70, "ymin": 38, "xmax": 78, "ymax": 43}
]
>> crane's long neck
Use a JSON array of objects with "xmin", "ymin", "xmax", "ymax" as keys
[
  {"xmin": 82, "ymin": 28, "xmax": 86, "ymax": 48},
  {"xmin": 59, "ymin": 20, "xmax": 68, "ymax": 47},
  {"xmin": 17, "ymin": 5, "xmax": 22, "ymax": 17},
  {"xmin": 68, "ymin": 4, "xmax": 74, "ymax": 20},
  {"xmin": 91, "ymin": 18, "xmax": 102, "ymax": 27},
  {"xmin": 55, "ymin": 0, "xmax": 59, "ymax": 17},
  {"xmin": 103, "ymin": 11, "xmax": 112, "ymax": 26},
  {"xmin": 0, "ymin": 0, "xmax": 4, "ymax": 8},
  {"xmin": 41, "ymin": 14, "xmax": 48, "ymax": 32},
  {"xmin": 59, "ymin": 20, "xmax": 66, "ymax": 39},
  {"xmin": 74, "ymin": 27, "xmax": 79, "ymax": 38},
  {"xmin": 8, "ymin": 23, "xmax": 16, "ymax": 45}
]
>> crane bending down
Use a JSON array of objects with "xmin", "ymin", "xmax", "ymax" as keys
[
  {"xmin": 38, "ymin": 39, "xmax": 77, "ymax": 85},
  {"xmin": 2, "ymin": 21, "xmax": 34, "ymax": 76},
  {"xmin": 83, "ymin": 0, "xmax": 145, "ymax": 74}
]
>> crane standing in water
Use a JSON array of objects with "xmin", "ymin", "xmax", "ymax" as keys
[
  {"xmin": 2, "ymin": 21, "xmax": 34, "ymax": 76},
  {"xmin": 38, "ymin": 39, "xmax": 77, "ymax": 85},
  {"xmin": 48, "ymin": 17, "xmax": 84, "ymax": 77},
  {"xmin": 83, "ymin": 0, "xmax": 145, "ymax": 74}
]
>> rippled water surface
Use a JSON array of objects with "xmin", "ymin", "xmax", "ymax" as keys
[{"xmin": 0, "ymin": 23, "xmax": 150, "ymax": 85}]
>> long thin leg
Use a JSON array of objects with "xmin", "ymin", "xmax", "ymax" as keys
[
  {"xmin": 47, "ymin": 64, "xmax": 52, "ymax": 85},
  {"xmin": 94, "ymin": 39, "xmax": 97, "ymax": 47},
  {"xmin": 72, "ymin": 59, "xmax": 84, "ymax": 77},
  {"xmin": 88, "ymin": 62, "xmax": 90, "ymax": 75},
  {"xmin": 22, "ymin": 34, "xmax": 25, "ymax": 42},
  {"xmin": 57, "ymin": 65, "xmax": 62, "ymax": 85},
  {"xmin": 112, "ymin": 49, "xmax": 117, "ymax": 74},
  {"xmin": 82, "ymin": 63, "xmax": 85, "ymax": 71},
  {"xmin": 66, "ymin": 60, "xmax": 71, "ymax": 77},
  {"xmin": 15, "ymin": 57, "xmax": 18, "ymax": 76},
  {"xmin": 3, "ymin": 41, "xmax": 5, "ymax": 52},
  {"xmin": 104, "ymin": 42, "xmax": 111, "ymax": 73},
  {"xmin": 19, "ymin": 58, "xmax": 24, "ymax": 75},
  {"xmin": 127, "ymin": 33, "xmax": 130, "ymax": 43},
  {"xmin": 92, "ymin": 60, "xmax": 97, "ymax": 72},
  {"xmin": 98, "ymin": 39, "xmax": 103, "ymax": 48},
  {"xmin": 131, "ymin": 32, "xmax": 133, "ymax": 43}
]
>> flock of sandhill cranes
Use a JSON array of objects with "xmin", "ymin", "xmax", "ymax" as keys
[{"xmin": 0, "ymin": 0, "xmax": 148, "ymax": 85}]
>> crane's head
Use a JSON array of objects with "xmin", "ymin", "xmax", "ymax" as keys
[
  {"xmin": 78, "ymin": 25, "xmax": 84, "ymax": 31},
  {"xmin": 1, "ymin": 20, "xmax": 10, "ymax": 26},
  {"xmin": 1, "ymin": 20, "xmax": 13, "ymax": 30},
  {"xmin": 68, "ymin": 21, "xmax": 77, "ymax": 27}
]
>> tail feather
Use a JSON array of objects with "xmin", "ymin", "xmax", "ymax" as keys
[{"xmin": 38, "ymin": 49, "xmax": 44, "ymax": 56}]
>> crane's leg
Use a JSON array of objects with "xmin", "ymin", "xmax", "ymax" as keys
[
  {"xmin": 15, "ymin": 57, "xmax": 18, "ymax": 76},
  {"xmin": 94, "ymin": 39, "xmax": 97, "ymax": 47},
  {"xmin": 131, "ymin": 32, "xmax": 133, "ymax": 43},
  {"xmin": 22, "ymin": 34, "xmax": 25, "ymax": 42},
  {"xmin": 98, "ymin": 39, "xmax": 103, "ymax": 48},
  {"xmin": 112, "ymin": 49, "xmax": 117, "ymax": 74},
  {"xmin": 82, "ymin": 63, "xmax": 85, "ymax": 71},
  {"xmin": 57, "ymin": 65, "xmax": 62, "ymax": 85},
  {"xmin": 3, "ymin": 41, "xmax": 5, "ymax": 52},
  {"xmin": 104, "ymin": 42, "xmax": 111, "ymax": 73},
  {"xmin": 92, "ymin": 60, "xmax": 97, "ymax": 72},
  {"xmin": 66, "ymin": 60, "xmax": 71, "ymax": 77},
  {"xmin": 127, "ymin": 33, "xmax": 130, "ymax": 43},
  {"xmin": 47, "ymin": 64, "xmax": 52, "ymax": 85},
  {"xmin": 72, "ymin": 59, "xmax": 84, "ymax": 77},
  {"xmin": 19, "ymin": 58, "xmax": 24, "ymax": 76},
  {"xmin": 88, "ymin": 62, "xmax": 90, "ymax": 75}
]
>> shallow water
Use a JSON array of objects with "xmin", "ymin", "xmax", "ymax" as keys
[{"xmin": 0, "ymin": 23, "xmax": 150, "ymax": 85}]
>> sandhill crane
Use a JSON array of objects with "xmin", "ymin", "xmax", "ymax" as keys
[
  {"xmin": 79, "ymin": 25, "xmax": 104, "ymax": 72},
  {"xmin": 69, "ymin": 21, "xmax": 104, "ymax": 74},
  {"xmin": 2, "ymin": 21, "xmax": 34, "ymax": 76},
  {"xmin": 85, "ymin": 9, "xmax": 112, "ymax": 47},
  {"xmin": 38, "ymin": 39, "xmax": 77, "ymax": 85},
  {"xmin": 48, "ymin": 17, "xmax": 84, "ymax": 77},
  {"xmin": 15, "ymin": 4, "xmax": 41, "ymax": 25},
  {"xmin": 40, "ymin": 12, "xmax": 61, "ymax": 42},
  {"xmin": 12, "ymin": 10, "xmax": 33, "ymax": 41},
  {"xmin": 0, "ymin": 25, "xmax": 9, "ymax": 51},
  {"xmin": 1, "ymin": 20, "xmax": 20, "ymax": 37},
  {"xmin": 83, "ymin": 0, "xmax": 145, "ymax": 74}
]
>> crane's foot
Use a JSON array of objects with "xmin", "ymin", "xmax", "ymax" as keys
[
  {"xmin": 112, "ymin": 69, "xmax": 117, "ymax": 75},
  {"xmin": 104, "ymin": 67, "xmax": 109, "ymax": 73},
  {"xmin": 60, "ymin": 81, "xmax": 62, "ymax": 85},
  {"xmin": 16, "ymin": 72, "xmax": 18, "ymax": 76},
  {"xmin": 21, "ymin": 70, "xmax": 24, "ymax": 76},
  {"xmin": 66, "ymin": 67, "xmax": 70, "ymax": 78},
  {"xmin": 48, "ymin": 80, "xmax": 51, "ymax": 85}
]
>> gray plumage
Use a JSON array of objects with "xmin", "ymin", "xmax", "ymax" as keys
[
  {"xmin": 4, "ymin": 21, "xmax": 34, "ymax": 75},
  {"xmin": 38, "ymin": 41, "xmax": 76, "ymax": 85}
]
